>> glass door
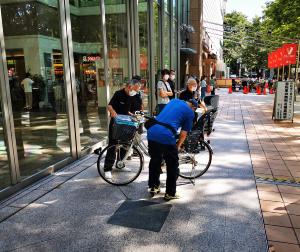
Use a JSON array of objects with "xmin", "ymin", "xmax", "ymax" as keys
[{"xmin": 0, "ymin": 1, "xmax": 71, "ymax": 180}]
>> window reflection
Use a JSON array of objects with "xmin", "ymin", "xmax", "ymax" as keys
[
  {"xmin": 69, "ymin": 1, "xmax": 107, "ymax": 149},
  {"xmin": 138, "ymin": 0, "xmax": 149, "ymax": 113},
  {"xmin": 0, "ymin": 94, "xmax": 10, "ymax": 190},
  {"xmin": 2, "ymin": 1, "xmax": 71, "ymax": 179}
]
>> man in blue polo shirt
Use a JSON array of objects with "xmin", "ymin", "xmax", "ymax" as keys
[{"xmin": 147, "ymin": 98, "xmax": 196, "ymax": 200}]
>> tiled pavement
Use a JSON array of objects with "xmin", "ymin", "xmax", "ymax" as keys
[
  {"xmin": 0, "ymin": 89, "xmax": 300, "ymax": 251},
  {"xmin": 219, "ymin": 89, "xmax": 300, "ymax": 252}
]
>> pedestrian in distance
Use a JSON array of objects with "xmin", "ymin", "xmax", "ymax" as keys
[
  {"xmin": 168, "ymin": 69, "xmax": 176, "ymax": 100},
  {"xmin": 155, "ymin": 69, "xmax": 173, "ymax": 115},
  {"xmin": 21, "ymin": 72, "xmax": 34, "ymax": 110},
  {"xmin": 147, "ymin": 98, "xmax": 197, "ymax": 200},
  {"xmin": 210, "ymin": 74, "xmax": 216, "ymax": 95},
  {"xmin": 200, "ymin": 75, "xmax": 207, "ymax": 100}
]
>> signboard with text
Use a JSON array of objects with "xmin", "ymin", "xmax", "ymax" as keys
[{"xmin": 272, "ymin": 81, "xmax": 295, "ymax": 121}]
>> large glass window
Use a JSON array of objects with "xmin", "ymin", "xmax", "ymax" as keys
[
  {"xmin": 69, "ymin": 1, "xmax": 107, "ymax": 149},
  {"xmin": 1, "ymin": 1, "xmax": 71, "ymax": 179},
  {"xmin": 163, "ymin": 11, "xmax": 170, "ymax": 68},
  {"xmin": 153, "ymin": 2, "xmax": 161, "ymax": 78},
  {"xmin": 105, "ymin": 2, "xmax": 130, "ymax": 99},
  {"xmin": 0, "ymin": 94, "xmax": 10, "ymax": 190},
  {"xmin": 138, "ymin": 0, "xmax": 149, "ymax": 112}
]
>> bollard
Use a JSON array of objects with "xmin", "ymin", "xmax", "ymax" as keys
[
  {"xmin": 243, "ymin": 86, "xmax": 247, "ymax": 94},
  {"xmin": 228, "ymin": 86, "xmax": 232, "ymax": 94}
]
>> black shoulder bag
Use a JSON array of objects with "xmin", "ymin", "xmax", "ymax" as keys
[{"xmin": 144, "ymin": 117, "xmax": 177, "ymax": 137}]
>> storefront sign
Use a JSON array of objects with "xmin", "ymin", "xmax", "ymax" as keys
[
  {"xmin": 272, "ymin": 81, "xmax": 295, "ymax": 121},
  {"xmin": 83, "ymin": 55, "xmax": 101, "ymax": 62}
]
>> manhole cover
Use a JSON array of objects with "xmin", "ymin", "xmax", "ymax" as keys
[{"xmin": 108, "ymin": 200, "xmax": 172, "ymax": 232}]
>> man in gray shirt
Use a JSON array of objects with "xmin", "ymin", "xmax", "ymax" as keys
[{"xmin": 156, "ymin": 69, "xmax": 173, "ymax": 114}]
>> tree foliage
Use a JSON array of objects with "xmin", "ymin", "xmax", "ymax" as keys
[{"xmin": 223, "ymin": 0, "xmax": 299, "ymax": 76}]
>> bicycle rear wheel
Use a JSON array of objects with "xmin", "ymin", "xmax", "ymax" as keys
[
  {"xmin": 97, "ymin": 143, "xmax": 143, "ymax": 185},
  {"xmin": 178, "ymin": 140, "xmax": 212, "ymax": 179}
]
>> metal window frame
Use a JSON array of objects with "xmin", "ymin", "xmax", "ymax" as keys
[
  {"xmin": 0, "ymin": 5, "xmax": 19, "ymax": 185},
  {"xmin": 61, "ymin": 0, "xmax": 81, "ymax": 158},
  {"xmin": 100, "ymin": 0, "xmax": 110, "ymax": 131}
]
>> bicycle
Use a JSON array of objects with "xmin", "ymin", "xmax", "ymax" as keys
[{"xmin": 96, "ymin": 111, "xmax": 213, "ymax": 186}]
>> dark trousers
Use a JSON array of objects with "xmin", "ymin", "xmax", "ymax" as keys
[
  {"xmin": 104, "ymin": 119, "xmax": 126, "ymax": 171},
  {"xmin": 148, "ymin": 140, "xmax": 179, "ymax": 196},
  {"xmin": 211, "ymin": 87, "xmax": 215, "ymax": 95}
]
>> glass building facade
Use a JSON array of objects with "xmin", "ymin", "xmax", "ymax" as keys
[{"xmin": 0, "ymin": 0, "xmax": 182, "ymax": 199}]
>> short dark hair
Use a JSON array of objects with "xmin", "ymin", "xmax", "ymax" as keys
[
  {"xmin": 25, "ymin": 72, "xmax": 31, "ymax": 78},
  {"xmin": 170, "ymin": 69, "xmax": 175, "ymax": 74},
  {"xmin": 161, "ymin": 69, "xmax": 170, "ymax": 76},
  {"xmin": 132, "ymin": 75, "xmax": 141, "ymax": 81}
]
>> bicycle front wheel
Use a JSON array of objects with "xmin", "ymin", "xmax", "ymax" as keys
[
  {"xmin": 178, "ymin": 140, "xmax": 213, "ymax": 179},
  {"xmin": 97, "ymin": 143, "xmax": 143, "ymax": 185}
]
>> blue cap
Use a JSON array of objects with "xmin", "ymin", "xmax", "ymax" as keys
[{"xmin": 188, "ymin": 99, "xmax": 198, "ymax": 108}]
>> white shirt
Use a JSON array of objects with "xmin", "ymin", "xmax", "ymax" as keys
[{"xmin": 21, "ymin": 78, "xmax": 34, "ymax": 92}]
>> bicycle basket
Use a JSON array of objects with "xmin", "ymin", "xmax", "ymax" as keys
[
  {"xmin": 184, "ymin": 130, "xmax": 202, "ymax": 153},
  {"xmin": 112, "ymin": 115, "xmax": 138, "ymax": 142}
]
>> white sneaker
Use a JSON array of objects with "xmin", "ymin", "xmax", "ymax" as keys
[{"xmin": 104, "ymin": 171, "xmax": 112, "ymax": 179}]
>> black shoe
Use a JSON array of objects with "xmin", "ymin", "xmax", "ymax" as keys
[
  {"xmin": 164, "ymin": 193, "xmax": 180, "ymax": 201},
  {"xmin": 94, "ymin": 147, "xmax": 102, "ymax": 155},
  {"xmin": 150, "ymin": 186, "xmax": 161, "ymax": 195}
]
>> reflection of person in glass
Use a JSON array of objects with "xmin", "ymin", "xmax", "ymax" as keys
[
  {"xmin": 21, "ymin": 73, "xmax": 34, "ymax": 110},
  {"xmin": 104, "ymin": 79, "xmax": 141, "ymax": 179}
]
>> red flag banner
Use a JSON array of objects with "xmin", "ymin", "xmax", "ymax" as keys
[
  {"xmin": 276, "ymin": 48, "xmax": 283, "ymax": 67},
  {"xmin": 282, "ymin": 43, "xmax": 298, "ymax": 65},
  {"xmin": 268, "ymin": 53, "xmax": 271, "ymax": 68}
]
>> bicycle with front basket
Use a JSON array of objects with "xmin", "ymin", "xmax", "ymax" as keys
[{"xmin": 96, "ymin": 111, "xmax": 213, "ymax": 185}]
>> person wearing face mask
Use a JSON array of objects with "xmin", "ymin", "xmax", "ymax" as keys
[
  {"xmin": 129, "ymin": 75, "xmax": 143, "ymax": 113},
  {"xmin": 179, "ymin": 78, "xmax": 207, "ymax": 118},
  {"xmin": 179, "ymin": 78, "xmax": 198, "ymax": 100},
  {"xmin": 168, "ymin": 69, "xmax": 176, "ymax": 100},
  {"xmin": 156, "ymin": 69, "xmax": 173, "ymax": 114},
  {"xmin": 103, "ymin": 79, "xmax": 140, "ymax": 179}
]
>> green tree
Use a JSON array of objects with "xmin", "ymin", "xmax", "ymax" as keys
[
  {"xmin": 223, "ymin": 11, "xmax": 251, "ymax": 75},
  {"xmin": 263, "ymin": 0, "xmax": 300, "ymax": 41}
]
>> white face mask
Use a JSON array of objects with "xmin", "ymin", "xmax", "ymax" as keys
[
  {"xmin": 170, "ymin": 74, "xmax": 175, "ymax": 81},
  {"xmin": 191, "ymin": 86, "xmax": 197, "ymax": 92},
  {"xmin": 163, "ymin": 75, "xmax": 170, "ymax": 81},
  {"xmin": 129, "ymin": 90, "xmax": 137, "ymax": 96}
]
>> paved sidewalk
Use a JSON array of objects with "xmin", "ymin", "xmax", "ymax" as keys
[
  {"xmin": 0, "ymin": 90, "xmax": 268, "ymax": 252},
  {"xmin": 221, "ymin": 89, "xmax": 300, "ymax": 252}
]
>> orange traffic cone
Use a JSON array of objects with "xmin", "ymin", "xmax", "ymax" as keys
[
  {"xmin": 228, "ymin": 86, "xmax": 232, "ymax": 94},
  {"xmin": 263, "ymin": 87, "xmax": 267, "ymax": 95},
  {"xmin": 257, "ymin": 87, "xmax": 261, "ymax": 95}
]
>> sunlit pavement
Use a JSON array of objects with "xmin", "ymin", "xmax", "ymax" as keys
[{"xmin": 5, "ymin": 88, "xmax": 299, "ymax": 251}]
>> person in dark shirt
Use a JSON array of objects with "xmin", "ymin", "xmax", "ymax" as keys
[
  {"xmin": 147, "ymin": 98, "xmax": 196, "ymax": 200},
  {"xmin": 130, "ymin": 75, "xmax": 143, "ymax": 113},
  {"xmin": 168, "ymin": 69, "xmax": 176, "ymax": 100},
  {"xmin": 179, "ymin": 78, "xmax": 207, "ymax": 112},
  {"xmin": 104, "ymin": 80, "xmax": 141, "ymax": 179}
]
